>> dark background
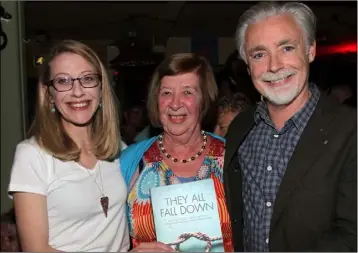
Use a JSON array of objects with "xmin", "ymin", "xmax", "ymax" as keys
[{"xmin": 22, "ymin": 1, "xmax": 357, "ymax": 128}]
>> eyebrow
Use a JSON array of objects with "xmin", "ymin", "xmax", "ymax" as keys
[
  {"xmin": 276, "ymin": 39, "xmax": 297, "ymax": 47},
  {"xmin": 184, "ymin": 85, "xmax": 197, "ymax": 89},
  {"xmin": 53, "ymin": 70, "xmax": 93, "ymax": 77},
  {"xmin": 248, "ymin": 39, "xmax": 298, "ymax": 55},
  {"xmin": 80, "ymin": 70, "xmax": 94, "ymax": 74},
  {"xmin": 159, "ymin": 86, "xmax": 171, "ymax": 90},
  {"xmin": 160, "ymin": 84, "xmax": 198, "ymax": 90},
  {"xmin": 248, "ymin": 45, "xmax": 267, "ymax": 55}
]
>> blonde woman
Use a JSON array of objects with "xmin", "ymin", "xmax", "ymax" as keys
[{"xmin": 8, "ymin": 40, "xmax": 129, "ymax": 252}]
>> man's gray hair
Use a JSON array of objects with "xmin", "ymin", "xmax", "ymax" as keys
[{"xmin": 235, "ymin": 2, "xmax": 317, "ymax": 62}]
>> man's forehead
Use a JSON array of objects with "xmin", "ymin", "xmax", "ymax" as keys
[
  {"xmin": 246, "ymin": 14, "xmax": 301, "ymax": 38},
  {"xmin": 245, "ymin": 17, "xmax": 305, "ymax": 51}
]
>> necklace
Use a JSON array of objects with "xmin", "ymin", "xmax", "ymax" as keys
[
  {"xmin": 85, "ymin": 162, "xmax": 109, "ymax": 217},
  {"xmin": 158, "ymin": 130, "xmax": 207, "ymax": 163}
]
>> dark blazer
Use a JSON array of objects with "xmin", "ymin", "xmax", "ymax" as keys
[{"xmin": 223, "ymin": 93, "xmax": 357, "ymax": 251}]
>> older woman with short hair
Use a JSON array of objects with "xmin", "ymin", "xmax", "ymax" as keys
[{"xmin": 121, "ymin": 53, "xmax": 233, "ymax": 252}]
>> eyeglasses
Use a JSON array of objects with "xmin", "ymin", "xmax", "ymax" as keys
[{"xmin": 47, "ymin": 74, "xmax": 101, "ymax": 92}]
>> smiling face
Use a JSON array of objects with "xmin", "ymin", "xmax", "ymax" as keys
[
  {"xmin": 49, "ymin": 52, "xmax": 101, "ymax": 127},
  {"xmin": 244, "ymin": 14, "xmax": 316, "ymax": 106},
  {"xmin": 158, "ymin": 72, "xmax": 202, "ymax": 136}
]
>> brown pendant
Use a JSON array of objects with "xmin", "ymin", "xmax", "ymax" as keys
[{"xmin": 100, "ymin": 196, "xmax": 109, "ymax": 217}]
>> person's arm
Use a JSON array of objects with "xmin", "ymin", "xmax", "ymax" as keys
[
  {"xmin": 313, "ymin": 129, "xmax": 357, "ymax": 251},
  {"xmin": 129, "ymin": 241, "xmax": 174, "ymax": 252},
  {"xmin": 14, "ymin": 192, "xmax": 62, "ymax": 252},
  {"xmin": 127, "ymin": 160, "xmax": 173, "ymax": 252},
  {"xmin": 8, "ymin": 142, "xmax": 62, "ymax": 252}
]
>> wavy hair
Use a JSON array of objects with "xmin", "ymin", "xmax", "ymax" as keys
[
  {"xmin": 28, "ymin": 40, "xmax": 121, "ymax": 161},
  {"xmin": 235, "ymin": 2, "xmax": 317, "ymax": 62}
]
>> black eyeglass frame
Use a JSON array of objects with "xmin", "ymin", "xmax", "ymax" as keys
[{"xmin": 46, "ymin": 74, "xmax": 102, "ymax": 92}]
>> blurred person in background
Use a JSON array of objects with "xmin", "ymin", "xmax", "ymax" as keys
[
  {"xmin": 121, "ymin": 102, "xmax": 147, "ymax": 144},
  {"xmin": 218, "ymin": 50, "xmax": 260, "ymax": 103},
  {"xmin": 214, "ymin": 92, "xmax": 251, "ymax": 137},
  {"xmin": 1, "ymin": 208, "xmax": 21, "ymax": 252}
]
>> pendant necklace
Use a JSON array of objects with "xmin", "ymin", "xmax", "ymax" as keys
[{"xmin": 86, "ymin": 162, "xmax": 109, "ymax": 217}]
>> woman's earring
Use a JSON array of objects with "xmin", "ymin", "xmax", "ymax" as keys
[
  {"xmin": 99, "ymin": 99, "xmax": 103, "ymax": 108},
  {"xmin": 50, "ymin": 103, "xmax": 56, "ymax": 113}
]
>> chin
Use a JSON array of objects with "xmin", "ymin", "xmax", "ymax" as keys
[
  {"xmin": 164, "ymin": 124, "xmax": 191, "ymax": 136},
  {"xmin": 263, "ymin": 85, "xmax": 300, "ymax": 105},
  {"xmin": 70, "ymin": 120, "xmax": 93, "ymax": 127},
  {"xmin": 62, "ymin": 115, "xmax": 94, "ymax": 127},
  {"xmin": 265, "ymin": 91, "xmax": 299, "ymax": 105},
  {"xmin": 60, "ymin": 108, "xmax": 97, "ymax": 126}
]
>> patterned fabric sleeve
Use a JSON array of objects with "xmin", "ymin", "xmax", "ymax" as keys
[{"xmin": 127, "ymin": 136, "xmax": 233, "ymax": 252}]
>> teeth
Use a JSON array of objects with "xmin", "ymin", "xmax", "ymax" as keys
[
  {"xmin": 269, "ymin": 75, "xmax": 290, "ymax": 83},
  {"xmin": 70, "ymin": 102, "xmax": 88, "ymax": 108},
  {"xmin": 263, "ymin": 72, "xmax": 294, "ymax": 83},
  {"xmin": 170, "ymin": 115, "xmax": 185, "ymax": 119},
  {"xmin": 270, "ymin": 78, "xmax": 285, "ymax": 83}
]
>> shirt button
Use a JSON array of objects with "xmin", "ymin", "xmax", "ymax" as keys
[
  {"xmin": 266, "ymin": 238, "xmax": 269, "ymax": 244},
  {"xmin": 267, "ymin": 166, "xmax": 272, "ymax": 171},
  {"xmin": 266, "ymin": 202, "xmax": 272, "ymax": 207},
  {"xmin": 273, "ymin": 134, "xmax": 279, "ymax": 138}
]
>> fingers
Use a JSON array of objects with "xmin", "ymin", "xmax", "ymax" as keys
[{"xmin": 130, "ymin": 241, "xmax": 175, "ymax": 252}]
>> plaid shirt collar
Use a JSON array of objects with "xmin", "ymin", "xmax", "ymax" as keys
[{"xmin": 254, "ymin": 83, "xmax": 320, "ymax": 133}]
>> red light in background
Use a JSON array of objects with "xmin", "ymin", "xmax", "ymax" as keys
[
  {"xmin": 114, "ymin": 71, "xmax": 119, "ymax": 76},
  {"xmin": 335, "ymin": 43, "xmax": 357, "ymax": 53},
  {"xmin": 317, "ymin": 41, "xmax": 357, "ymax": 56}
]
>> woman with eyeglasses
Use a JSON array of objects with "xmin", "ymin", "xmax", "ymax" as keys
[{"xmin": 8, "ymin": 40, "xmax": 129, "ymax": 252}]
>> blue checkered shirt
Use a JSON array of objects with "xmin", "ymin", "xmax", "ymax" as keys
[{"xmin": 238, "ymin": 83, "xmax": 320, "ymax": 252}]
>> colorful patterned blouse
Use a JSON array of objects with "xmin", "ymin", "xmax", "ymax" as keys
[{"xmin": 127, "ymin": 136, "xmax": 233, "ymax": 252}]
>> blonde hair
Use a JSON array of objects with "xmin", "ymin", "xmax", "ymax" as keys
[
  {"xmin": 147, "ymin": 53, "xmax": 218, "ymax": 127},
  {"xmin": 28, "ymin": 40, "xmax": 121, "ymax": 161}
]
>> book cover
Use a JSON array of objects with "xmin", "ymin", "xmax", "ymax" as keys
[{"xmin": 150, "ymin": 178, "xmax": 224, "ymax": 252}]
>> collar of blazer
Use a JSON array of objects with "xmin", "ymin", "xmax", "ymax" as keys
[
  {"xmin": 223, "ymin": 91, "xmax": 356, "ymax": 230},
  {"xmin": 224, "ymin": 91, "xmax": 339, "ymax": 165}
]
